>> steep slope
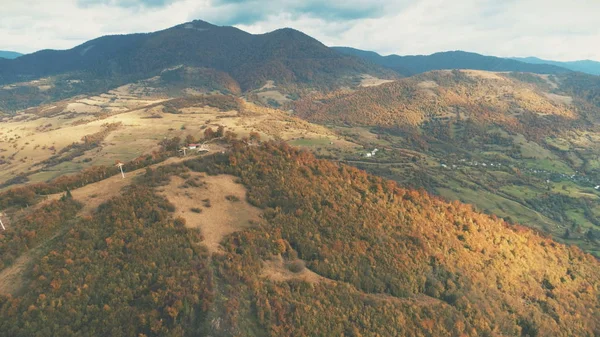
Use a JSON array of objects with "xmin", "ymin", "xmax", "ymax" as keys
[
  {"xmin": 0, "ymin": 21, "xmax": 391, "ymax": 94},
  {"xmin": 0, "ymin": 142, "xmax": 598, "ymax": 336},
  {"xmin": 513, "ymin": 57, "xmax": 600, "ymax": 76},
  {"xmin": 0, "ymin": 51, "xmax": 23, "ymax": 59},
  {"xmin": 334, "ymin": 47, "xmax": 572, "ymax": 76}
]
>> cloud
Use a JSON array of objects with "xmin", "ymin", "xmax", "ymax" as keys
[
  {"xmin": 234, "ymin": 0, "xmax": 600, "ymax": 61},
  {"xmin": 77, "ymin": 0, "xmax": 175, "ymax": 8},
  {"xmin": 0, "ymin": 0, "xmax": 598, "ymax": 62},
  {"xmin": 193, "ymin": 0, "xmax": 396, "ymax": 26}
]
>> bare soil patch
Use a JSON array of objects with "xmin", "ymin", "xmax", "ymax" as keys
[
  {"xmin": 461, "ymin": 69, "xmax": 507, "ymax": 80},
  {"xmin": 258, "ymin": 80, "xmax": 276, "ymax": 90},
  {"xmin": 360, "ymin": 75, "xmax": 394, "ymax": 87},
  {"xmin": 256, "ymin": 90, "xmax": 291, "ymax": 105},
  {"xmin": 544, "ymin": 92, "xmax": 573, "ymax": 105},
  {"xmin": 261, "ymin": 255, "xmax": 330, "ymax": 284}
]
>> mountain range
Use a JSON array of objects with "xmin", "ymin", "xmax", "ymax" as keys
[
  {"xmin": 2, "ymin": 21, "xmax": 597, "ymax": 113},
  {"xmin": 333, "ymin": 47, "xmax": 573, "ymax": 76},
  {"xmin": 0, "ymin": 51, "xmax": 22, "ymax": 59},
  {"xmin": 513, "ymin": 56, "xmax": 600, "ymax": 76}
]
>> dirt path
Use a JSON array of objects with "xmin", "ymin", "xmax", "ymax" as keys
[{"xmin": 156, "ymin": 173, "xmax": 262, "ymax": 253}]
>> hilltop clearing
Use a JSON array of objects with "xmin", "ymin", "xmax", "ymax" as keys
[{"xmin": 156, "ymin": 173, "xmax": 262, "ymax": 253}]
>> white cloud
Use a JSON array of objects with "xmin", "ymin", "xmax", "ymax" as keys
[
  {"xmin": 0, "ymin": 0, "xmax": 598, "ymax": 61},
  {"xmin": 237, "ymin": 0, "xmax": 600, "ymax": 61},
  {"xmin": 0, "ymin": 0, "xmax": 199, "ymax": 52}
]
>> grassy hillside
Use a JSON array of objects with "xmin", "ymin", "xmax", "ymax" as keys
[
  {"xmin": 295, "ymin": 70, "xmax": 600, "ymax": 256},
  {"xmin": 0, "ymin": 141, "xmax": 598, "ymax": 336},
  {"xmin": 0, "ymin": 80, "xmax": 354, "ymax": 196}
]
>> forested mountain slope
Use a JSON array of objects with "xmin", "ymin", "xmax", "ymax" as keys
[
  {"xmin": 0, "ymin": 21, "xmax": 390, "ymax": 94},
  {"xmin": 0, "ymin": 142, "xmax": 598, "ymax": 336}
]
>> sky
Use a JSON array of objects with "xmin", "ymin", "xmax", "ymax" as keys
[{"xmin": 1, "ymin": 0, "xmax": 599, "ymax": 61}]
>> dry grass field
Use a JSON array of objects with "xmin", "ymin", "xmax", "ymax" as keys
[
  {"xmin": 156, "ymin": 173, "xmax": 262, "ymax": 253},
  {"xmin": 359, "ymin": 74, "xmax": 394, "ymax": 87},
  {"xmin": 0, "ymin": 81, "xmax": 351, "ymax": 190}
]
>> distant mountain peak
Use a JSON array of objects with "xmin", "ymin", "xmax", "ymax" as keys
[
  {"xmin": 512, "ymin": 56, "xmax": 600, "ymax": 75},
  {"xmin": 0, "ymin": 50, "xmax": 23, "ymax": 59},
  {"xmin": 180, "ymin": 20, "xmax": 217, "ymax": 30},
  {"xmin": 263, "ymin": 27, "xmax": 318, "ymax": 40}
]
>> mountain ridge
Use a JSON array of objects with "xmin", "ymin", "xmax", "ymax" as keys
[
  {"xmin": 0, "ymin": 51, "xmax": 22, "ymax": 59},
  {"xmin": 512, "ymin": 56, "xmax": 600, "ymax": 75},
  {"xmin": 334, "ymin": 47, "xmax": 572, "ymax": 76},
  {"xmin": 0, "ymin": 20, "xmax": 392, "ymax": 92}
]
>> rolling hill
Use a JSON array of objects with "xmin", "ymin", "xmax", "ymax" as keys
[
  {"xmin": 0, "ymin": 51, "xmax": 22, "ymax": 59},
  {"xmin": 513, "ymin": 57, "xmax": 600, "ymax": 76},
  {"xmin": 0, "ymin": 21, "xmax": 392, "ymax": 102},
  {"xmin": 334, "ymin": 47, "xmax": 572, "ymax": 76},
  {"xmin": 0, "ymin": 141, "xmax": 598, "ymax": 336}
]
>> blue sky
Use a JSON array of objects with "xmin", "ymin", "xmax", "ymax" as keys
[{"xmin": 1, "ymin": 0, "xmax": 599, "ymax": 61}]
